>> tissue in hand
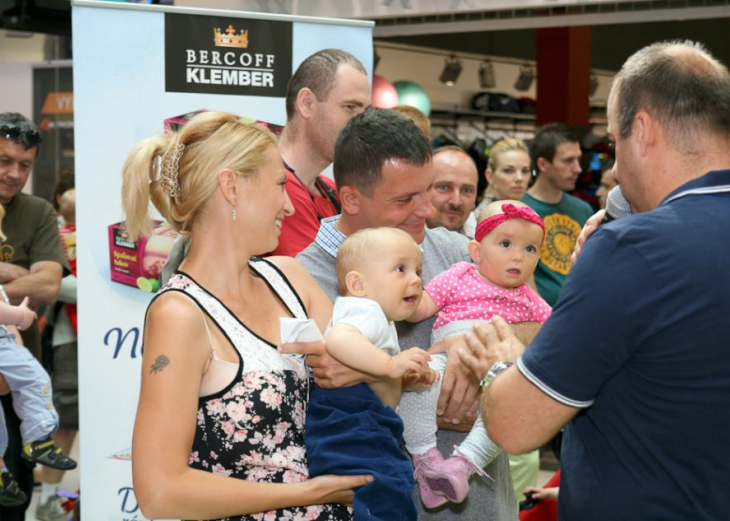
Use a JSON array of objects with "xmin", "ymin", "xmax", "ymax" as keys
[{"xmin": 279, "ymin": 317, "xmax": 325, "ymax": 344}]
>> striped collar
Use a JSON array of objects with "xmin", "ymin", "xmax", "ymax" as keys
[
  {"xmin": 313, "ymin": 215, "xmax": 429, "ymax": 258},
  {"xmin": 660, "ymin": 169, "xmax": 730, "ymax": 206}
]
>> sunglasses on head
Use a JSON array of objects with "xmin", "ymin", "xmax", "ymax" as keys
[{"xmin": 0, "ymin": 125, "xmax": 42, "ymax": 147}]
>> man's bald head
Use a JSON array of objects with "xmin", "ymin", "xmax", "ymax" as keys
[{"xmin": 611, "ymin": 41, "xmax": 730, "ymax": 152}]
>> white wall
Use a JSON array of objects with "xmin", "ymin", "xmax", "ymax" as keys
[
  {"xmin": 0, "ymin": 62, "xmax": 33, "ymax": 114},
  {"xmin": 0, "ymin": 61, "xmax": 35, "ymax": 193},
  {"xmin": 0, "ymin": 29, "xmax": 72, "ymax": 195}
]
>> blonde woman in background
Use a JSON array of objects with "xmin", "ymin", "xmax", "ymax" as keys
[
  {"xmin": 124, "ymin": 112, "xmax": 369, "ymax": 521},
  {"xmin": 473, "ymin": 138, "xmax": 532, "ymax": 216}
]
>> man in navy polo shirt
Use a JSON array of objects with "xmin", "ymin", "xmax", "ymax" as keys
[{"xmin": 459, "ymin": 41, "xmax": 730, "ymax": 520}]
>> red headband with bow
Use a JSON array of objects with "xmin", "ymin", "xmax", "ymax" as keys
[{"xmin": 474, "ymin": 203, "xmax": 546, "ymax": 243}]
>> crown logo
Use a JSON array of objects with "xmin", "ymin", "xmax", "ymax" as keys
[{"xmin": 213, "ymin": 25, "xmax": 249, "ymax": 49}]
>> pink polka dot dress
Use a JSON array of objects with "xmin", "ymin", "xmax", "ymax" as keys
[{"xmin": 425, "ymin": 262, "xmax": 552, "ymax": 331}]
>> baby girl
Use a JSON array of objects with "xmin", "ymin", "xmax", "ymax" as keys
[{"xmin": 400, "ymin": 201, "xmax": 551, "ymax": 508}]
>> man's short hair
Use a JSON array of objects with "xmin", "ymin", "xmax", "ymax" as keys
[
  {"xmin": 285, "ymin": 49, "xmax": 367, "ymax": 121},
  {"xmin": 612, "ymin": 40, "xmax": 730, "ymax": 149},
  {"xmin": 334, "ymin": 108, "xmax": 432, "ymax": 197},
  {"xmin": 531, "ymin": 122, "xmax": 579, "ymax": 168},
  {"xmin": 433, "ymin": 145, "xmax": 476, "ymax": 167},
  {"xmin": 391, "ymin": 105, "xmax": 431, "ymax": 137},
  {"xmin": 0, "ymin": 112, "xmax": 41, "ymax": 151}
]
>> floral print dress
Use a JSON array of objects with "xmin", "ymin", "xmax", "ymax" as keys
[{"xmin": 156, "ymin": 258, "xmax": 352, "ymax": 521}]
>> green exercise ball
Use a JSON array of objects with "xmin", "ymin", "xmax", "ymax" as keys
[{"xmin": 393, "ymin": 81, "xmax": 431, "ymax": 117}]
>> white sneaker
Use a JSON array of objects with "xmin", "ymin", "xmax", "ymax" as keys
[{"xmin": 35, "ymin": 494, "xmax": 70, "ymax": 521}]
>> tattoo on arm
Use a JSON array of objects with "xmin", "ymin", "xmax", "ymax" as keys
[{"xmin": 150, "ymin": 355, "xmax": 170, "ymax": 374}]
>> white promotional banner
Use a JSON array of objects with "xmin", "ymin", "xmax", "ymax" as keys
[{"xmin": 72, "ymin": 2, "xmax": 372, "ymax": 519}]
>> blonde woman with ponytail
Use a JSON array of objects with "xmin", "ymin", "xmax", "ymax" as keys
[{"xmin": 126, "ymin": 112, "xmax": 369, "ymax": 521}]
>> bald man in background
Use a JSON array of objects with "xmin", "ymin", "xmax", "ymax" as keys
[{"xmin": 426, "ymin": 146, "xmax": 479, "ymax": 237}]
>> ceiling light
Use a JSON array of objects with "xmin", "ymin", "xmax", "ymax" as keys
[
  {"xmin": 479, "ymin": 61, "xmax": 496, "ymax": 89},
  {"xmin": 514, "ymin": 65, "xmax": 535, "ymax": 92},
  {"xmin": 439, "ymin": 55, "xmax": 462, "ymax": 87}
]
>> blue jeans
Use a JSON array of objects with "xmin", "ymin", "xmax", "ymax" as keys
[{"xmin": 0, "ymin": 328, "xmax": 58, "ymax": 454}]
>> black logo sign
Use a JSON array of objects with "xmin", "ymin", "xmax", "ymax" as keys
[{"xmin": 165, "ymin": 13, "xmax": 293, "ymax": 97}]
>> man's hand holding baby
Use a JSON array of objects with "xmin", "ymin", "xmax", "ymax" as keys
[
  {"xmin": 438, "ymin": 341, "xmax": 481, "ymax": 431},
  {"xmin": 458, "ymin": 316, "xmax": 527, "ymax": 381}
]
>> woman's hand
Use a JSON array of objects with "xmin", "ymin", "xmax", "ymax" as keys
[{"xmin": 304, "ymin": 474, "xmax": 374, "ymax": 506}]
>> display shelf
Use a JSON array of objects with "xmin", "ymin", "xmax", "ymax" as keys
[
  {"xmin": 430, "ymin": 106, "xmax": 535, "ymax": 122},
  {"xmin": 432, "ymin": 105, "xmax": 608, "ymax": 126}
]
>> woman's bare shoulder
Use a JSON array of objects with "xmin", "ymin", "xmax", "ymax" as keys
[
  {"xmin": 144, "ymin": 291, "xmax": 211, "ymax": 365},
  {"xmin": 266, "ymin": 255, "xmax": 316, "ymax": 289},
  {"xmin": 147, "ymin": 290, "xmax": 202, "ymax": 324}
]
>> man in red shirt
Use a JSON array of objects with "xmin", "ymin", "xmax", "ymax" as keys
[{"xmin": 268, "ymin": 49, "xmax": 371, "ymax": 256}]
